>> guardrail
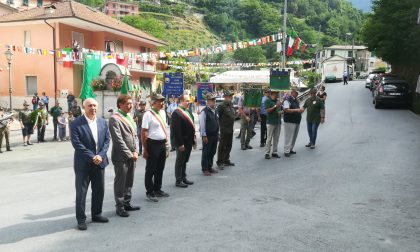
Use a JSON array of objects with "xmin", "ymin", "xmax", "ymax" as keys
[{"xmin": 297, "ymin": 82, "xmax": 323, "ymax": 101}]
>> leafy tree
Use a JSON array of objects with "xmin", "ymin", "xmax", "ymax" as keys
[
  {"xmin": 362, "ymin": 0, "xmax": 420, "ymax": 65},
  {"xmin": 233, "ymin": 47, "xmax": 266, "ymax": 63},
  {"xmin": 121, "ymin": 15, "xmax": 165, "ymax": 39}
]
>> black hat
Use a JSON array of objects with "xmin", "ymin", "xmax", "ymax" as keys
[{"xmin": 223, "ymin": 90, "xmax": 233, "ymax": 96}]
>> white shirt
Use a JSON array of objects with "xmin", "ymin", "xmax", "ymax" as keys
[
  {"xmin": 85, "ymin": 115, "xmax": 98, "ymax": 149},
  {"xmin": 142, "ymin": 109, "xmax": 167, "ymax": 140}
]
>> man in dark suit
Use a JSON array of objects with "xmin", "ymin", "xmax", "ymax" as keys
[
  {"xmin": 109, "ymin": 95, "xmax": 140, "ymax": 218},
  {"xmin": 170, "ymin": 94, "xmax": 196, "ymax": 188},
  {"xmin": 70, "ymin": 98, "xmax": 110, "ymax": 231}
]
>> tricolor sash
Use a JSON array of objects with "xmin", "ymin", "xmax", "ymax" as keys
[
  {"xmin": 149, "ymin": 108, "xmax": 168, "ymax": 139},
  {"xmin": 112, "ymin": 111, "xmax": 137, "ymax": 137},
  {"xmin": 176, "ymin": 107, "xmax": 195, "ymax": 130}
]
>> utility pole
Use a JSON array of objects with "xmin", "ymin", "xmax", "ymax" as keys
[
  {"xmin": 282, "ymin": 0, "xmax": 287, "ymax": 68},
  {"xmin": 315, "ymin": 25, "xmax": 321, "ymax": 84}
]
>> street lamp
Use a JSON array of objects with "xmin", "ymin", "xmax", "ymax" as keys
[{"xmin": 4, "ymin": 46, "xmax": 13, "ymax": 111}]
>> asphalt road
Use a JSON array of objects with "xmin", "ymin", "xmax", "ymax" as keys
[{"xmin": 0, "ymin": 80, "xmax": 419, "ymax": 252}]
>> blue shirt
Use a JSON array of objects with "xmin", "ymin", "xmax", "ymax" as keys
[
  {"xmin": 260, "ymin": 96, "xmax": 268, "ymax": 115},
  {"xmin": 166, "ymin": 102, "xmax": 178, "ymax": 115}
]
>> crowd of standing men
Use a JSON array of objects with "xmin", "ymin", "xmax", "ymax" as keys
[{"xmin": 0, "ymin": 85, "xmax": 326, "ymax": 231}]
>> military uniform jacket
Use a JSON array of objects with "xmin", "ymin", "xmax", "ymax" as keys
[{"xmin": 217, "ymin": 101, "xmax": 235, "ymax": 134}]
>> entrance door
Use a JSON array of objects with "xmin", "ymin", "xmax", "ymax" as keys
[{"xmin": 140, "ymin": 77, "xmax": 151, "ymax": 101}]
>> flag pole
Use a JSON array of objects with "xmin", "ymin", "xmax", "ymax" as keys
[{"xmin": 282, "ymin": 0, "xmax": 287, "ymax": 68}]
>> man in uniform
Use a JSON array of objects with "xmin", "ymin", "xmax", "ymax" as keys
[
  {"xmin": 238, "ymin": 94, "xmax": 254, "ymax": 150},
  {"xmin": 33, "ymin": 102, "xmax": 49, "ymax": 142},
  {"xmin": 264, "ymin": 90, "xmax": 282, "ymax": 159},
  {"xmin": 199, "ymin": 93, "xmax": 219, "ymax": 176},
  {"xmin": 0, "ymin": 107, "xmax": 12, "ymax": 153},
  {"xmin": 50, "ymin": 101, "xmax": 63, "ymax": 141},
  {"xmin": 134, "ymin": 100, "xmax": 147, "ymax": 154},
  {"xmin": 283, "ymin": 89, "xmax": 304, "ymax": 157},
  {"xmin": 109, "ymin": 95, "xmax": 141, "ymax": 218},
  {"xmin": 71, "ymin": 101, "xmax": 82, "ymax": 118},
  {"xmin": 19, "ymin": 101, "xmax": 34, "ymax": 146},
  {"xmin": 302, "ymin": 89, "xmax": 325, "ymax": 149},
  {"xmin": 216, "ymin": 90, "xmax": 236, "ymax": 169},
  {"xmin": 171, "ymin": 94, "xmax": 196, "ymax": 187}
]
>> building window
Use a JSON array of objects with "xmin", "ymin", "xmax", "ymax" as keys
[
  {"xmin": 6, "ymin": 0, "xmax": 14, "ymax": 5},
  {"xmin": 72, "ymin": 31, "xmax": 85, "ymax": 49},
  {"xmin": 115, "ymin": 40, "xmax": 123, "ymax": 53},
  {"xmin": 330, "ymin": 50, "xmax": 335, "ymax": 57},
  {"xmin": 23, "ymin": 0, "xmax": 28, "ymax": 6},
  {"xmin": 132, "ymin": 6, "xmax": 135, "ymax": 10},
  {"xmin": 37, "ymin": 0, "xmax": 43, "ymax": 7},
  {"xmin": 370, "ymin": 62, "xmax": 374, "ymax": 67},
  {"xmin": 113, "ymin": 3, "xmax": 116, "ymax": 8},
  {"xmin": 24, "ymin": 31, "xmax": 31, "ymax": 47},
  {"xmin": 348, "ymin": 51, "xmax": 353, "ymax": 58},
  {"xmin": 113, "ymin": 11, "xmax": 116, "ymax": 14},
  {"xmin": 140, "ymin": 47, "xmax": 150, "ymax": 53},
  {"xmin": 322, "ymin": 51, "xmax": 325, "ymax": 57},
  {"xmin": 26, "ymin": 76, "xmax": 38, "ymax": 96}
]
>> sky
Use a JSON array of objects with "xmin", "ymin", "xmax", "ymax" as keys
[{"xmin": 348, "ymin": 0, "xmax": 372, "ymax": 12}]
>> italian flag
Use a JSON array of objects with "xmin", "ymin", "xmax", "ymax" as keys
[
  {"xmin": 294, "ymin": 37, "xmax": 301, "ymax": 50},
  {"xmin": 287, "ymin": 36, "xmax": 295, "ymax": 56}
]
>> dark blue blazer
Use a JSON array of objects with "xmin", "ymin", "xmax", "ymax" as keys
[{"xmin": 70, "ymin": 115, "xmax": 110, "ymax": 170}]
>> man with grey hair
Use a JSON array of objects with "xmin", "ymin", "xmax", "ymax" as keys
[
  {"xmin": 283, "ymin": 89, "xmax": 304, "ymax": 157},
  {"xmin": 70, "ymin": 98, "xmax": 110, "ymax": 230},
  {"xmin": 302, "ymin": 89, "xmax": 325, "ymax": 149}
]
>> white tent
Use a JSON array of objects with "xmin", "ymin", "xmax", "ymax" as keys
[{"xmin": 209, "ymin": 70, "xmax": 306, "ymax": 88}]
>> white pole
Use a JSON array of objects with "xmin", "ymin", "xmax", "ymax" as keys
[{"xmin": 282, "ymin": 0, "xmax": 287, "ymax": 68}]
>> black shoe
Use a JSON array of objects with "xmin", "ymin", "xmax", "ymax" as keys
[
  {"xmin": 260, "ymin": 143, "xmax": 265, "ymax": 147},
  {"xmin": 241, "ymin": 145, "xmax": 247, "ymax": 150},
  {"xmin": 284, "ymin": 153, "xmax": 291, "ymax": 157},
  {"xmin": 155, "ymin": 190, "xmax": 170, "ymax": 197},
  {"xmin": 0, "ymin": 150, "xmax": 2, "ymax": 153},
  {"xmin": 176, "ymin": 181, "xmax": 188, "ymax": 188},
  {"xmin": 265, "ymin": 154, "xmax": 270, "ymax": 159},
  {"xmin": 78, "ymin": 222, "xmax": 87, "ymax": 230},
  {"xmin": 246, "ymin": 145, "xmax": 253, "ymax": 149},
  {"xmin": 183, "ymin": 179, "xmax": 194, "ymax": 185},
  {"xmin": 236, "ymin": 135, "xmax": 241, "ymax": 139},
  {"xmin": 124, "ymin": 204, "xmax": 140, "ymax": 211},
  {"xmin": 305, "ymin": 143, "xmax": 311, "ymax": 147},
  {"xmin": 92, "ymin": 215, "xmax": 109, "ymax": 223},
  {"xmin": 290, "ymin": 150, "xmax": 297, "ymax": 154},
  {"xmin": 216, "ymin": 162, "xmax": 224, "ymax": 168},
  {"xmin": 146, "ymin": 193, "xmax": 159, "ymax": 202},
  {"xmin": 116, "ymin": 209, "xmax": 130, "ymax": 217},
  {"xmin": 170, "ymin": 148, "xmax": 176, "ymax": 152},
  {"xmin": 27, "ymin": 141, "xmax": 33, "ymax": 145},
  {"xmin": 251, "ymin": 131, "xmax": 256, "ymax": 137},
  {"xmin": 6, "ymin": 148, "xmax": 12, "ymax": 151},
  {"xmin": 224, "ymin": 161, "xmax": 235, "ymax": 166},
  {"xmin": 272, "ymin": 153, "xmax": 281, "ymax": 158}
]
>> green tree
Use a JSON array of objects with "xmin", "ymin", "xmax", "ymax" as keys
[
  {"xmin": 233, "ymin": 47, "xmax": 266, "ymax": 63},
  {"xmin": 121, "ymin": 15, "xmax": 165, "ymax": 39}
]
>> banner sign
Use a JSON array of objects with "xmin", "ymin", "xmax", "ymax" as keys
[
  {"xmin": 270, "ymin": 69, "xmax": 291, "ymax": 91},
  {"xmin": 197, "ymin": 82, "xmax": 213, "ymax": 105},
  {"xmin": 243, "ymin": 88, "xmax": 263, "ymax": 108},
  {"xmin": 163, "ymin": 72, "xmax": 184, "ymax": 97}
]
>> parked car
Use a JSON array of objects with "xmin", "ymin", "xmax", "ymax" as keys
[
  {"xmin": 371, "ymin": 73, "xmax": 399, "ymax": 91},
  {"xmin": 365, "ymin": 73, "xmax": 376, "ymax": 88},
  {"xmin": 373, "ymin": 79, "xmax": 410, "ymax": 109},
  {"xmin": 324, "ymin": 75, "xmax": 337, "ymax": 83}
]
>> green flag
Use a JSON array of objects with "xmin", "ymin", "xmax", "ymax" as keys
[
  {"xmin": 80, "ymin": 53, "xmax": 101, "ymax": 100},
  {"xmin": 120, "ymin": 75, "xmax": 131, "ymax": 95}
]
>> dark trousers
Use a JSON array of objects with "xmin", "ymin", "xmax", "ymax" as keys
[
  {"xmin": 260, "ymin": 114, "xmax": 267, "ymax": 144},
  {"xmin": 137, "ymin": 127, "xmax": 142, "ymax": 153},
  {"xmin": 201, "ymin": 134, "xmax": 218, "ymax": 171},
  {"xmin": 217, "ymin": 132, "xmax": 233, "ymax": 164},
  {"xmin": 37, "ymin": 125, "xmax": 46, "ymax": 142},
  {"xmin": 74, "ymin": 166, "xmax": 105, "ymax": 224},
  {"xmin": 307, "ymin": 121, "xmax": 320, "ymax": 145},
  {"xmin": 175, "ymin": 144, "xmax": 192, "ymax": 182},
  {"xmin": 113, "ymin": 159, "xmax": 135, "ymax": 209},
  {"xmin": 344, "ymin": 77, "xmax": 348, "ymax": 85},
  {"xmin": 45, "ymin": 103, "xmax": 49, "ymax": 112},
  {"xmin": 53, "ymin": 120, "xmax": 58, "ymax": 140},
  {"xmin": 145, "ymin": 139, "xmax": 166, "ymax": 194}
]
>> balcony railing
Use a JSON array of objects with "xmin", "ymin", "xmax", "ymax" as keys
[{"xmin": 129, "ymin": 59, "xmax": 156, "ymax": 72}]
